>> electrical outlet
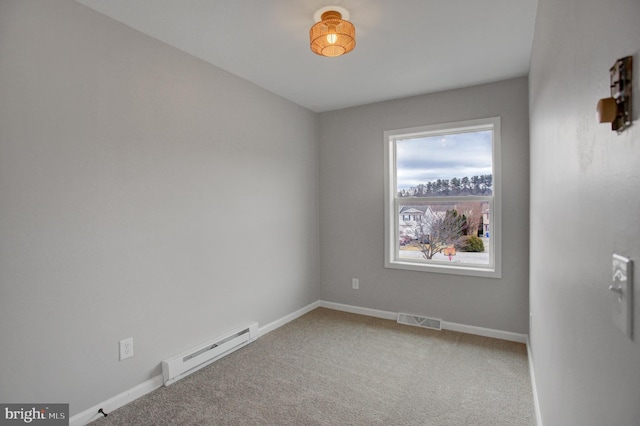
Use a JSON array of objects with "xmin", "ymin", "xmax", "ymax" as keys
[
  {"xmin": 352, "ymin": 278, "xmax": 359, "ymax": 289},
  {"xmin": 119, "ymin": 337, "xmax": 134, "ymax": 361}
]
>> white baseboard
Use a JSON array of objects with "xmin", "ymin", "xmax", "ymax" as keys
[
  {"xmin": 321, "ymin": 300, "xmax": 538, "ymax": 423},
  {"xmin": 319, "ymin": 300, "xmax": 528, "ymax": 343},
  {"xmin": 527, "ymin": 336, "xmax": 543, "ymax": 426},
  {"xmin": 71, "ymin": 299, "xmax": 531, "ymax": 425},
  {"xmin": 258, "ymin": 300, "xmax": 321, "ymax": 337},
  {"xmin": 69, "ymin": 375, "xmax": 163, "ymax": 426},
  {"xmin": 441, "ymin": 320, "xmax": 528, "ymax": 343},
  {"xmin": 319, "ymin": 300, "xmax": 397, "ymax": 320},
  {"xmin": 70, "ymin": 302, "xmax": 320, "ymax": 425}
]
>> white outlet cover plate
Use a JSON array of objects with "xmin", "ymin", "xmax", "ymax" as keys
[
  {"xmin": 119, "ymin": 337, "xmax": 134, "ymax": 361},
  {"xmin": 611, "ymin": 254, "xmax": 633, "ymax": 338}
]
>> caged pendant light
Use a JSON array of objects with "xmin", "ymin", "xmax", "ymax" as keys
[{"xmin": 310, "ymin": 6, "xmax": 356, "ymax": 57}]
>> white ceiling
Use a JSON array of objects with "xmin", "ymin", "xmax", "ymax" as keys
[{"xmin": 76, "ymin": 0, "xmax": 538, "ymax": 113}]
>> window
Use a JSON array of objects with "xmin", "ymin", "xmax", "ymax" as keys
[{"xmin": 384, "ymin": 117, "xmax": 501, "ymax": 278}]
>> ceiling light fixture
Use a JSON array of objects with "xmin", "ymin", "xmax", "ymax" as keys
[{"xmin": 310, "ymin": 6, "xmax": 356, "ymax": 57}]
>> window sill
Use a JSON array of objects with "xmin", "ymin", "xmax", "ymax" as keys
[{"xmin": 385, "ymin": 259, "xmax": 502, "ymax": 279}]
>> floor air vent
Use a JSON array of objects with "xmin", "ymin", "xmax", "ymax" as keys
[{"xmin": 397, "ymin": 313, "xmax": 442, "ymax": 330}]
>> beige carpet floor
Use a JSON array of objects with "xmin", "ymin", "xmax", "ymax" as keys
[{"xmin": 91, "ymin": 308, "xmax": 535, "ymax": 425}]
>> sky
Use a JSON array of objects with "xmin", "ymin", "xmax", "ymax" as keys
[{"xmin": 396, "ymin": 130, "xmax": 493, "ymax": 190}]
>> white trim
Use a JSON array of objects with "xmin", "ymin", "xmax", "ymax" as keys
[
  {"xmin": 321, "ymin": 300, "xmax": 526, "ymax": 343},
  {"xmin": 441, "ymin": 320, "xmax": 527, "ymax": 343},
  {"xmin": 383, "ymin": 117, "xmax": 502, "ymax": 279},
  {"xmin": 257, "ymin": 300, "xmax": 321, "ymax": 337},
  {"xmin": 71, "ymin": 300, "xmax": 531, "ymax": 424},
  {"xmin": 68, "ymin": 301, "xmax": 321, "ymax": 425},
  {"xmin": 527, "ymin": 336, "xmax": 543, "ymax": 426},
  {"xmin": 69, "ymin": 375, "xmax": 163, "ymax": 426},
  {"xmin": 319, "ymin": 300, "xmax": 397, "ymax": 320}
]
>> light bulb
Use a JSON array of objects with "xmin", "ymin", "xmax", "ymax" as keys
[{"xmin": 310, "ymin": 8, "xmax": 355, "ymax": 57}]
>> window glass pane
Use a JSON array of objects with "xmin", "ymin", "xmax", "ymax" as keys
[
  {"xmin": 397, "ymin": 200, "xmax": 490, "ymax": 266},
  {"xmin": 396, "ymin": 130, "xmax": 493, "ymax": 197},
  {"xmin": 385, "ymin": 117, "xmax": 500, "ymax": 277}
]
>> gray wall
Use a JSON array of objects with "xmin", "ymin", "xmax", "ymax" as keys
[
  {"xmin": 0, "ymin": 0, "xmax": 319, "ymax": 415},
  {"xmin": 529, "ymin": 0, "xmax": 640, "ymax": 424},
  {"xmin": 319, "ymin": 78, "xmax": 530, "ymax": 333}
]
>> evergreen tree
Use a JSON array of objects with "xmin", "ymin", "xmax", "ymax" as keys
[{"xmin": 398, "ymin": 174, "xmax": 492, "ymax": 198}]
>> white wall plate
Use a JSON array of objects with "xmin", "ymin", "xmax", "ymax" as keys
[{"xmin": 611, "ymin": 254, "xmax": 633, "ymax": 339}]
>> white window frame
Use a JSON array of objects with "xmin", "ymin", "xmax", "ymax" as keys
[{"xmin": 384, "ymin": 117, "xmax": 502, "ymax": 278}]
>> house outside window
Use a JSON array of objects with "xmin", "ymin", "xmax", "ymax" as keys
[{"xmin": 384, "ymin": 117, "xmax": 502, "ymax": 278}]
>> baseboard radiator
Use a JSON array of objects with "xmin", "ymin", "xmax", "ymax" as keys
[{"xmin": 162, "ymin": 322, "xmax": 258, "ymax": 386}]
